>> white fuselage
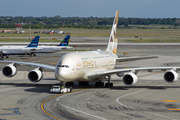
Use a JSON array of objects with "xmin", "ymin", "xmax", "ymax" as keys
[
  {"xmin": 55, "ymin": 50, "xmax": 118, "ymax": 82},
  {"xmin": 0, "ymin": 46, "xmax": 39, "ymax": 55},
  {"xmin": 34, "ymin": 46, "xmax": 71, "ymax": 53},
  {"xmin": 0, "ymin": 45, "xmax": 71, "ymax": 55}
]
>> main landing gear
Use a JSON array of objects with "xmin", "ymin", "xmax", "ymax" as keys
[
  {"xmin": 104, "ymin": 75, "xmax": 113, "ymax": 87},
  {"xmin": 95, "ymin": 75, "xmax": 113, "ymax": 88},
  {"xmin": 29, "ymin": 53, "xmax": 36, "ymax": 57},
  {"xmin": 95, "ymin": 81, "xmax": 104, "ymax": 87}
]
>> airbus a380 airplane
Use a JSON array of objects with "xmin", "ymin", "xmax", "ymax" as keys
[
  {"xmin": 0, "ymin": 35, "xmax": 72, "ymax": 58},
  {"xmin": 0, "ymin": 10, "xmax": 178, "ymax": 89}
]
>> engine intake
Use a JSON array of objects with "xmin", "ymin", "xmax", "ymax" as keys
[
  {"xmin": 2, "ymin": 64, "xmax": 17, "ymax": 77},
  {"xmin": 164, "ymin": 70, "xmax": 178, "ymax": 82},
  {"xmin": 28, "ymin": 68, "xmax": 43, "ymax": 82},
  {"xmin": 123, "ymin": 73, "xmax": 138, "ymax": 85}
]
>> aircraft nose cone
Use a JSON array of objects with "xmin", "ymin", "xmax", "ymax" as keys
[{"xmin": 55, "ymin": 68, "xmax": 71, "ymax": 81}]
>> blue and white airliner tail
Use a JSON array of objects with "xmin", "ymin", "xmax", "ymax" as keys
[
  {"xmin": 27, "ymin": 36, "xmax": 40, "ymax": 47},
  {"xmin": 58, "ymin": 35, "xmax": 70, "ymax": 46}
]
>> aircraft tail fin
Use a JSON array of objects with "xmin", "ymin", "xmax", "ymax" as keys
[
  {"xmin": 58, "ymin": 35, "xmax": 70, "ymax": 46},
  {"xmin": 106, "ymin": 10, "xmax": 119, "ymax": 54},
  {"xmin": 27, "ymin": 36, "xmax": 40, "ymax": 47}
]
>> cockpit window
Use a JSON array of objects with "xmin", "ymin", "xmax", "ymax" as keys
[{"xmin": 58, "ymin": 64, "xmax": 69, "ymax": 68}]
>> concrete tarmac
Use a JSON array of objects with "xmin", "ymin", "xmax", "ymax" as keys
[{"xmin": 0, "ymin": 43, "xmax": 180, "ymax": 120}]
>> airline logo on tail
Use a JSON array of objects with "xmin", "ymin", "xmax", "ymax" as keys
[
  {"xmin": 27, "ymin": 36, "xmax": 40, "ymax": 47},
  {"xmin": 58, "ymin": 35, "xmax": 70, "ymax": 46},
  {"xmin": 106, "ymin": 10, "xmax": 119, "ymax": 54}
]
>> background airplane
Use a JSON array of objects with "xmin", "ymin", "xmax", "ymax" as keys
[
  {"xmin": 0, "ymin": 36, "xmax": 40, "ymax": 58},
  {"xmin": 1, "ymin": 10, "xmax": 177, "ymax": 90},
  {"xmin": 32, "ymin": 35, "xmax": 72, "ymax": 54},
  {"xmin": 0, "ymin": 35, "xmax": 72, "ymax": 58}
]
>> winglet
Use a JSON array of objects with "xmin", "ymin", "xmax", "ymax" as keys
[
  {"xmin": 58, "ymin": 35, "xmax": 70, "ymax": 46},
  {"xmin": 27, "ymin": 36, "xmax": 40, "ymax": 47},
  {"xmin": 106, "ymin": 10, "xmax": 119, "ymax": 53}
]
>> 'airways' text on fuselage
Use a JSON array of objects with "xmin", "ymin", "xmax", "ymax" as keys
[{"xmin": 76, "ymin": 60, "xmax": 96, "ymax": 67}]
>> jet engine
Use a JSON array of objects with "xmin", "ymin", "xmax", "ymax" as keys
[
  {"xmin": 28, "ymin": 68, "xmax": 43, "ymax": 82},
  {"xmin": 2, "ymin": 64, "xmax": 17, "ymax": 77},
  {"xmin": 164, "ymin": 70, "xmax": 178, "ymax": 83},
  {"xmin": 123, "ymin": 72, "xmax": 138, "ymax": 85}
]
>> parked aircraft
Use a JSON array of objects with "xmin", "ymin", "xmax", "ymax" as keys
[
  {"xmin": 0, "ymin": 35, "xmax": 72, "ymax": 58},
  {"xmin": 1, "ymin": 11, "xmax": 177, "ymax": 89},
  {"xmin": 0, "ymin": 36, "xmax": 40, "ymax": 58},
  {"xmin": 32, "ymin": 35, "xmax": 72, "ymax": 54}
]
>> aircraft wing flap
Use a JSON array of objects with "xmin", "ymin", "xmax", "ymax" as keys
[
  {"xmin": 87, "ymin": 67, "xmax": 180, "ymax": 77},
  {"xmin": 116, "ymin": 55, "xmax": 158, "ymax": 62},
  {"xmin": 0, "ymin": 60, "xmax": 56, "ymax": 71}
]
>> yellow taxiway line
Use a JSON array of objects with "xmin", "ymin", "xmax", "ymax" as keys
[
  {"xmin": 162, "ymin": 100, "xmax": 179, "ymax": 102},
  {"xmin": 40, "ymin": 89, "xmax": 87, "ymax": 120},
  {"xmin": 40, "ymin": 71, "xmax": 164, "ymax": 119},
  {"xmin": 167, "ymin": 108, "xmax": 180, "ymax": 111}
]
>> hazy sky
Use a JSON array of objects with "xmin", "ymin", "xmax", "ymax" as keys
[{"xmin": 1, "ymin": 0, "xmax": 180, "ymax": 18}]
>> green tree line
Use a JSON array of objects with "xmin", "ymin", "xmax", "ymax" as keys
[{"xmin": 0, "ymin": 16, "xmax": 180, "ymax": 29}]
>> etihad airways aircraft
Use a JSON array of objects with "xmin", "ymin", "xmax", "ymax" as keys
[
  {"xmin": 0, "ymin": 10, "xmax": 177, "ymax": 89},
  {"xmin": 0, "ymin": 35, "xmax": 72, "ymax": 58}
]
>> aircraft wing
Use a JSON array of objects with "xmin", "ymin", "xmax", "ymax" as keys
[
  {"xmin": 0, "ymin": 60, "xmax": 56, "ymax": 71},
  {"xmin": 87, "ymin": 67, "xmax": 180, "ymax": 77},
  {"xmin": 116, "ymin": 55, "xmax": 158, "ymax": 62}
]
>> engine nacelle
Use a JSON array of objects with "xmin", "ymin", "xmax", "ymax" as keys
[
  {"xmin": 2, "ymin": 64, "xmax": 17, "ymax": 77},
  {"xmin": 28, "ymin": 68, "xmax": 43, "ymax": 82},
  {"xmin": 123, "ymin": 72, "xmax": 138, "ymax": 85},
  {"xmin": 164, "ymin": 70, "xmax": 178, "ymax": 83}
]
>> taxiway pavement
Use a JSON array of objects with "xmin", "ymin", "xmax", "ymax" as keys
[{"xmin": 0, "ymin": 43, "xmax": 180, "ymax": 120}]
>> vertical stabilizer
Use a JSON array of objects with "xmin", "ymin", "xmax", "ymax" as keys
[
  {"xmin": 27, "ymin": 36, "xmax": 40, "ymax": 47},
  {"xmin": 58, "ymin": 35, "xmax": 70, "ymax": 46},
  {"xmin": 106, "ymin": 10, "xmax": 119, "ymax": 53}
]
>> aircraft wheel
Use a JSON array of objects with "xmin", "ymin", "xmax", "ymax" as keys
[
  {"xmin": 95, "ymin": 82, "xmax": 100, "ymax": 87},
  {"xmin": 105, "ymin": 83, "xmax": 113, "ymax": 88},
  {"xmin": 95, "ymin": 82, "xmax": 104, "ymax": 87}
]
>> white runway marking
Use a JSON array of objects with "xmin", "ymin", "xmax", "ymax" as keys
[
  {"xmin": 116, "ymin": 83, "xmax": 178, "ymax": 120},
  {"xmin": 56, "ymin": 90, "xmax": 107, "ymax": 120}
]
